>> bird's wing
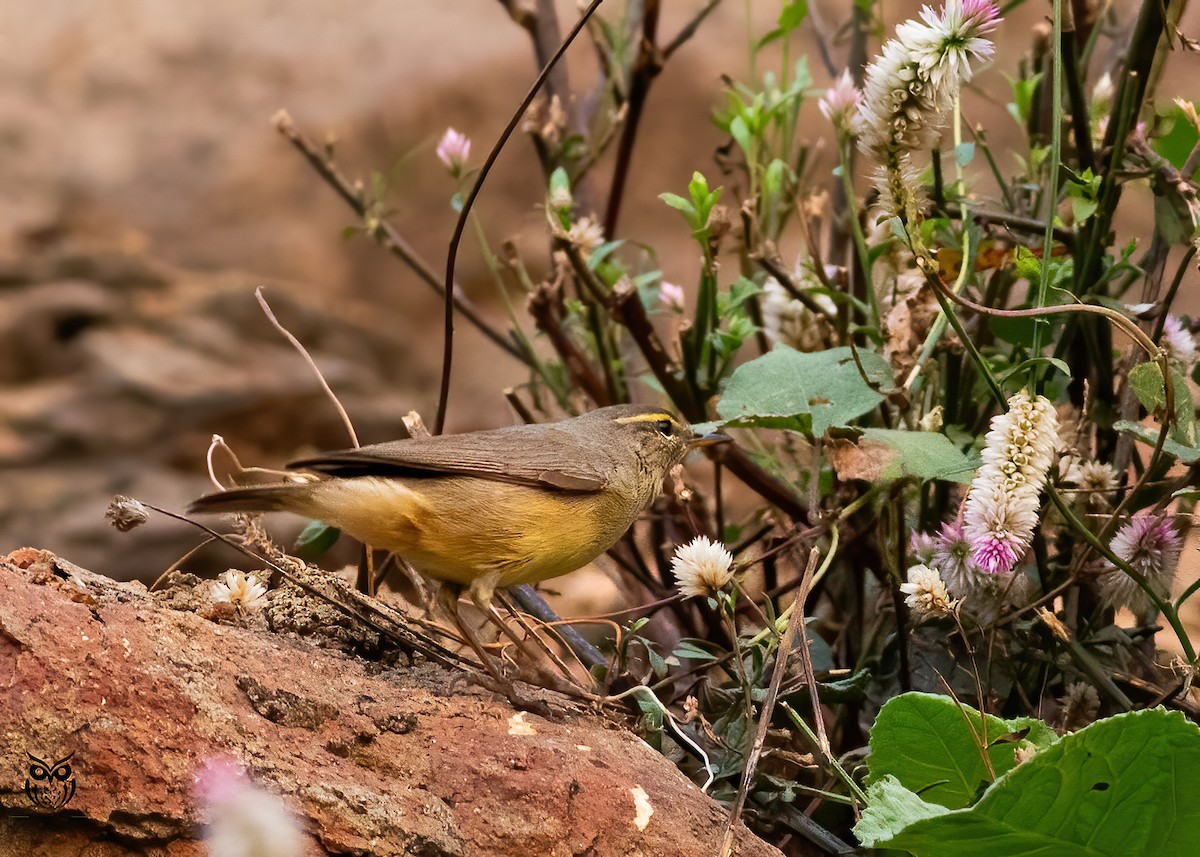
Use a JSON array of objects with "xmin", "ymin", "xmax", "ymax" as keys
[{"xmin": 288, "ymin": 425, "xmax": 610, "ymax": 493}]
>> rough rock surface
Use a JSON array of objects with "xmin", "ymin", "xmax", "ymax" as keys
[{"xmin": 0, "ymin": 548, "xmax": 783, "ymax": 857}]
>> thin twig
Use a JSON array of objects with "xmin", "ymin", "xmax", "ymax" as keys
[
  {"xmin": 272, "ymin": 111, "xmax": 520, "ymax": 361},
  {"xmin": 256, "ymin": 288, "xmax": 358, "ymax": 448},
  {"xmin": 440, "ymin": 0, "xmax": 607, "ymax": 433},
  {"xmin": 604, "ymin": 0, "xmax": 661, "ymax": 238},
  {"xmin": 143, "ymin": 503, "xmax": 471, "ymax": 670}
]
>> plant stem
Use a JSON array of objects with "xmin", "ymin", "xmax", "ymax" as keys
[{"xmin": 1030, "ymin": 0, "xmax": 1064, "ymax": 388}]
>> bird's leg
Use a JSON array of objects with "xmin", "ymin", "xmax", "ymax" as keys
[
  {"xmin": 438, "ymin": 583, "xmax": 551, "ymax": 716},
  {"xmin": 388, "ymin": 552, "xmax": 433, "ymax": 615},
  {"xmin": 469, "ymin": 575, "xmax": 582, "ymax": 698},
  {"xmin": 494, "ymin": 590, "xmax": 579, "ymax": 686}
]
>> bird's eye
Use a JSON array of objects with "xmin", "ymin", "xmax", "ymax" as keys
[{"xmin": 655, "ymin": 419, "xmax": 673, "ymax": 436}]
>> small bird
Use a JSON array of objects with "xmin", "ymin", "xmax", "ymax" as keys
[{"xmin": 189, "ymin": 404, "xmax": 725, "ymax": 690}]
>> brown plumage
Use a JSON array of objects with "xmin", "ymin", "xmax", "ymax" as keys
[{"xmin": 188, "ymin": 404, "xmax": 712, "ymax": 599}]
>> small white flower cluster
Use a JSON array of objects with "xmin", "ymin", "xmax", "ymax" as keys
[
  {"xmin": 672, "ymin": 535, "xmax": 735, "ymax": 598},
  {"xmin": 900, "ymin": 563, "xmax": 956, "ymax": 621},
  {"xmin": 1062, "ymin": 459, "xmax": 1118, "ymax": 509},
  {"xmin": 857, "ymin": 0, "xmax": 1001, "ymax": 212},
  {"xmin": 963, "ymin": 392, "xmax": 1059, "ymax": 575},
  {"xmin": 566, "ymin": 217, "xmax": 606, "ymax": 255},
  {"xmin": 760, "ymin": 267, "xmax": 837, "ymax": 353},
  {"xmin": 211, "ymin": 570, "xmax": 268, "ymax": 614}
]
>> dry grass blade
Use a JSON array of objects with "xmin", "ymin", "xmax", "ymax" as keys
[{"xmin": 718, "ymin": 546, "xmax": 820, "ymax": 857}]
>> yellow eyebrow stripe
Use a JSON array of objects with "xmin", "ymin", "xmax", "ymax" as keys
[{"xmin": 614, "ymin": 413, "xmax": 680, "ymax": 425}]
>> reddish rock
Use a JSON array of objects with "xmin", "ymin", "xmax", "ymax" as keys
[{"xmin": 0, "ymin": 549, "xmax": 782, "ymax": 857}]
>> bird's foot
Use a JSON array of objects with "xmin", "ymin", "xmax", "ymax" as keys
[{"xmin": 463, "ymin": 671, "xmax": 554, "ymax": 718}]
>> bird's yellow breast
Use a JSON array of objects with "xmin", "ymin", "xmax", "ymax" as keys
[{"xmin": 304, "ymin": 476, "xmax": 641, "ymax": 588}]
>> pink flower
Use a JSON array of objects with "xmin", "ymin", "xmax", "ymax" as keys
[
  {"xmin": 1097, "ymin": 514, "xmax": 1183, "ymax": 615},
  {"xmin": 934, "ymin": 519, "xmax": 986, "ymax": 597},
  {"xmin": 1162, "ymin": 315, "xmax": 1197, "ymax": 368},
  {"xmin": 819, "ymin": 71, "xmax": 862, "ymax": 136},
  {"xmin": 436, "ymin": 127, "xmax": 471, "ymax": 175},
  {"xmin": 962, "ymin": 392, "xmax": 1058, "ymax": 574},
  {"xmin": 659, "ymin": 281, "xmax": 685, "ymax": 311},
  {"xmin": 857, "ymin": 0, "xmax": 1002, "ymax": 214},
  {"xmin": 194, "ymin": 757, "xmax": 303, "ymax": 857},
  {"xmin": 910, "ymin": 530, "xmax": 938, "ymax": 566}
]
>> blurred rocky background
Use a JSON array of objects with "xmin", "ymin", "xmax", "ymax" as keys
[{"xmin": 0, "ymin": 0, "xmax": 1196, "ymax": 595}]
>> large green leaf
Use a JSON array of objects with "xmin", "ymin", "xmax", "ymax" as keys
[
  {"xmin": 866, "ymin": 692, "xmax": 1058, "ymax": 810},
  {"xmin": 867, "ymin": 708, "xmax": 1200, "ymax": 857},
  {"xmin": 831, "ymin": 429, "xmax": 977, "ymax": 484},
  {"xmin": 715, "ymin": 346, "xmax": 891, "ymax": 437}
]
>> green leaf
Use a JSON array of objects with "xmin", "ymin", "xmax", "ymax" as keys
[
  {"xmin": 1071, "ymin": 194, "xmax": 1098, "ymax": 224},
  {"xmin": 293, "ymin": 521, "xmax": 341, "ymax": 560},
  {"xmin": 1013, "ymin": 245, "xmax": 1042, "ymax": 282},
  {"xmin": 715, "ymin": 346, "xmax": 891, "ymax": 437},
  {"xmin": 659, "ymin": 191, "xmax": 696, "ymax": 222},
  {"xmin": 841, "ymin": 429, "xmax": 977, "ymax": 483},
  {"xmin": 729, "ymin": 115, "xmax": 753, "ymax": 160},
  {"xmin": 635, "ymin": 694, "xmax": 664, "ymax": 733},
  {"xmin": 672, "ymin": 640, "xmax": 718, "ymax": 662},
  {"xmin": 548, "ymin": 166, "xmax": 571, "ymax": 204},
  {"xmin": 723, "ymin": 276, "xmax": 763, "ymax": 312},
  {"xmin": 777, "ymin": 0, "xmax": 809, "ymax": 32},
  {"xmin": 1113, "ymin": 420, "xmax": 1200, "ymax": 463},
  {"xmin": 586, "ymin": 239, "xmax": 626, "ymax": 271},
  {"xmin": 995, "ymin": 356, "xmax": 1073, "ymax": 387},
  {"xmin": 755, "ymin": 27, "xmax": 786, "ymax": 50},
  {"xmin": 866, "ymin": 692, "xmax": 1058, "ymax": 810},
  {"xmin": 855, "ymin": 776, "xmax": 951, "ymax": 848},
  {"xmin": 1129, "ymin": 361, "xmax": 1165, "ymax": 412},
  {"xmin": 954, "ymin": 142, "xmax": 976, "ymax": 167},
  {"xmin": 1127, "ymin": 361, "xmax": 1197, "ymax": 445},
  {"xmin": 872, "ymin": 708, "xmax": 1200, "ymax": 857},
  {"xmin": 1006, "ymin": 72, "xmax": 1042, "ymax": 126},
  {"xmin": 645, "ymin": 645, "xmax": 668, "ymax": 679},
  {"xmin": 790, "ymin": 56, "xmax": 813, "ymax": 91},
  {"xmin": 1152, "ymin": 103, "xmax": 1200, "ymax": 177}
]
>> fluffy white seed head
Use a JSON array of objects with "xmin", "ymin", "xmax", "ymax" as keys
[
  {"xmin": 900, "ymin": 563, "xmax": 956, "ymax": 621},
  {"xmin": 672, "ymin": 535, "xmax": 735, "ymax": 598}
]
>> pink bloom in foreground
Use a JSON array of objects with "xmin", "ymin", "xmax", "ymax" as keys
[
  {"xmin": 194, "ymin": 757, "xmax": 304, "ymax": 857},
  {"xmin": 962, "ymin": 392, "xmax": 1058, "ymax": 574},
  {"xmin": 436, "ymin": 127, "xmax": 471, "ymax": 175}
]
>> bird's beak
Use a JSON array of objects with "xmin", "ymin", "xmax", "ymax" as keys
[{"xmin": 686, "ymin": 430, "xmax": 731, "ymax": 448}]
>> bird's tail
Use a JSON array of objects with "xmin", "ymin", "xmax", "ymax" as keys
[{"xmin": 187, "ymin": 484, "xmax": 314, "ymax": 516}]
